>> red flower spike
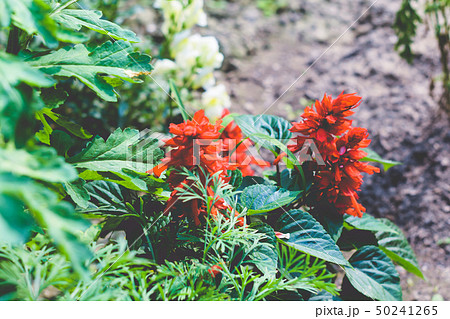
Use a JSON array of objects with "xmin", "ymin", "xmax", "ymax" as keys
[
  {"xmin": 287, "ymin": 92, "xmax": 379, "ymax": 218},
  {"xmin": 148, "ymin": 110, "xmax": 246, "ymax": 226}
]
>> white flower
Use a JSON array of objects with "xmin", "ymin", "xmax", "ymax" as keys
[
  {"xmin": 192, "ymin": 69, "xmax": 215, "ymax": 89},
  {"xmin": 202, "ymin": 84, "xmax": 231, "ymax": 120},
  {"xmin": 155, "ymin": 0, "xmax": 207, "ymax": 35},
  {"xmin": 152, "ymin": 59, "xmax": 178, "ymax": 76},
  {"xmin": 182, "ymin": 0, "xmax": 207, "ymax": 29},
  {"xmin": 172, "ymin": 34, "xmax": 224, "ymax": 71}
]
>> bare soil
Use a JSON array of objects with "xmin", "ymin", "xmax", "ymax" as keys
[{"xmin": 204, "ymin": 0, "xmax": 450, "ymax": 301}]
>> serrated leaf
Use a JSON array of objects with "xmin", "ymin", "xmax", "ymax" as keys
[
  {"xmin": 233, "ymin": 114, "xmax": 292, "ymax": 152},
  {"xmin": 0, "ymin": 147, "xmax": 77, "ymax": 183},
  {"xmin": 27, "ymin": 40, "xmax": 153, "ymax": 101},
  {"xmin": 374, "ymin": 219, "xmax": 424, "ymax": 279},
  {"xmin": 361, "ymin": 148, "xmax": 401, "ymax": 171},
  {"xmin": 239, "ymin": 184, "xmax": 300, "ymax": 215},
  {"xmin": 343, "ymin": 245, "xmax": 402, "ymax": 301},
  {"xmin": 68, "ymin": 128, "xmax": 164, "ymax": 191},
  {"xmin": 276, "ymin": 209, "xmax": 348, "ymax": 265},
  {"xmin": 52, "ymin": 9, "xmax": 140, "ymax": 43}
]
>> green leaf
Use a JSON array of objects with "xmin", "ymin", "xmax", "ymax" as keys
[
  {"xmin": 228, "ymin": 169, "xmax": 243, "ymax": 190},
  {"xmin": 82, "ymin": 180, "xmax": 128, "ymax": 216},
  {"xmin": 52, "ymin": 9, "xmax": 140, "ymax": 43},
  {"xmin": 64, "ymin": 178, "xmax": 90, "ymax": 209},
  {"xmin": 344, "ymin": 213, "xmax": 396, "ymax": 233},
  {"xmin": 374, "ymin": 219, "xmax": 424, "ymax": 279},
  {"xmin": 40, "ymin": 108, "xmax": 93, "ymax": 139},
  {"xmin": 0, "ymin": 173, "xmax": 91, "ymax": 276},
  {"xmin": 0, "ymin": 147, "xmax": 78, "ymax": 183},
  {"xmin": 312, "ymin": 210, "xmax": 344, "ymax": 242},
  {"xmin": 68, "ymin": 128, "xmax": 164, "ymax": 191},
  {"xmin": 233, "ymin": 114, "xmax": 292, "ymax": 152},
  {"xmin": 50, "ymin": 130, "xmax": 74, "ymax": 156},
  {"xmin": 280, "ymin": 169, "xmax": 302, "ymax": 192},
  {"xmin": 1, "ymin": 0, "xmax": 58, "ymax": 47},
  {"xmin": 249, "ymin": 222, "xmax": 278, "ymax": 276},
  {"xmin": 237, "ymin": 176, "xmax": 270, "ymax": 190},
  {"xmin": 0, "ymin": 52, "xmax": 54, "ymax": 140},
  {"xmin": 169, "ymin": 79, "xmax": 189, "ymax": 121},
  {"xmin": 0, "ymin": 194, "xmax": 34, "ymax": 245},
  {"xmin": 343, "ymin": 245, "xmax": 402, "ymax": 301},
  {"xmin": 276, "ymin": 209, "xmax": 348, "ymax": 265},
  {"xmin": 361, "ymin": 148, "xmax": 401, "ymax": 171},
  {"xmin": 239, "ymin": 184, "xmax": 300, "ymax": 215},
  {"xmin": 40, "ymin": 87, "xmax": 68, "ymax": 109},
  {"xmin": 27, "ymin": 40, "xmax": 153, "ymax": 102}
]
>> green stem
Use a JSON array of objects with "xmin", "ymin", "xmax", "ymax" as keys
[{"xmin": 51, "ymin": 0, "xmax": 79, "ymax": 16}]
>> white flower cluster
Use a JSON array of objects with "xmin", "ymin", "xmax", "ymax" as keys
[
  {"xmin": 153, "ymin": 0, "xmax": 231, "ymax": 120},
  {"xmin": 154, "ymin": 0, "xmax": 207, "ymax": 36}
]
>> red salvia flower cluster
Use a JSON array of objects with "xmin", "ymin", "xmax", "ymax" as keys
[
  {"xmin": 148, "ymin": 110, "xmax": 242, "ymax": 226},
  {"xmin": 220, "ymin": 109, "xmax": 270, "ymax": 176},
  {"xmin": 288, "ymin": 92, "xmax": 380, "ymax": 217}
]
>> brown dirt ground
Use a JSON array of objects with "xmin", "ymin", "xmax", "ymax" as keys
[{"xmin": 202, "ymin": 0, "xmax": 450, "ymax": 301}]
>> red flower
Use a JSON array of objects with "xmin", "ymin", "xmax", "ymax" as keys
[
  {"xmin": 288, "ymin": 92, "xmax": 362, "ymax": 162},
  {"xmin": 291, "ymin": 92, "xmax": 361, "ymax": 137},
  {"xmin": 284, "ymin": 92, "xmax": 379, "ymax": 218},
  {"xmin": 148, "ymin": 110, "xmax": 244, "ymax": 226},
  {"xmin": 220, "ymin": 109, "xmax": 270, "ymax": 176},
  {"xmin": 316, "ymin": 127, "xmax": 380, "ymax": 217},
  {"xmin": 208, "ymin": 264, "xmax": 222, "ymax": 278},
  {"xmin": 148, "ymin": 110, "xmax": 229, "ymax": 180}
]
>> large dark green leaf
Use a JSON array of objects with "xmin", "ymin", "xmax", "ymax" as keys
[
  {"xmin": 343, "ymin": 245, "xmax": 402, "ymax": 301},
  {"xmin": 344, "ymin": 213, "xmax": 395, "ymax": 233},
  {"xmin": 345, "ymin": 214, "xmax": 423, "ymax": 278},
  {"xmin": 239, "ymin": 184, "xmax": 300, "ymax": 215},
  {"xmin": 68, "ymin": 128, "xmax": 164, "ymax": 191},
  {"xmin": 27, "ymin": 40, "xmax": 153, "ymax": 102},
  {"xmin": 361, "ymin": 148, "xmax": 401, "ymax": 171},
  {"xmin": 52, "ymin": 9, "xmax": 140, "ymax": 43},
  {"xmin": 276, "ymin": 209, "xmax": 348, "ymax": 265},
  {"xmin": 312, "ymin": 210, "xmax": 343, "ymax": 242},
  {"xmin": 0, "ymin": 147, "xmax": 77, "ymax": 183},
  {"xmin": 375, "ymin": 219, "xmax": 424, "ymax": 279},
  {"xmin": 233, "ymin": 114, "xmax": 292, "ymax": 152}
]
